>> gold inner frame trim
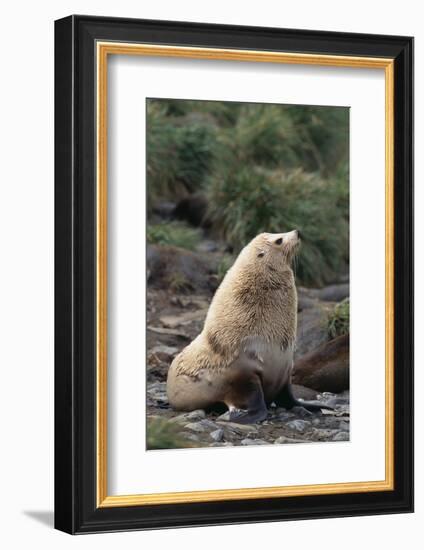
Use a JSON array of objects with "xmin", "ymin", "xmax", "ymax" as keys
[{"xmin": 96, "ymin": 42, "xmax": 395, "ymax": 508}]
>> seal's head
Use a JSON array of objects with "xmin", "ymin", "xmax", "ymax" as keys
[
  {"xmin": 225, "ymin": 230, "xmax": 300, "ymax": 291},
  {"xmin": 240, "ymin": 230, "xmax": 300, "ymax": 271}
]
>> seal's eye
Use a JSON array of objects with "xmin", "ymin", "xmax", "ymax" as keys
[{"xmin": 275, "ymin": 237, "xmax": 283, "ymax": 245}]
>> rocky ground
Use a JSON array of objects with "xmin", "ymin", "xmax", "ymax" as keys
[{"xmin": 146, "ymin": 235, "xmax": 350, "ymax": 450}]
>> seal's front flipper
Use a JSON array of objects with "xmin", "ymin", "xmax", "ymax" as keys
[
  {"xmin": 275, "ymin": 383, "xmax": 334, "ymax": 412},
  {"xmin": 228, "ymin": 406, "xmax": 267, "ymax": 425},
  {"xmin": 225, "ymin": 372, "xmax": 268, "ymax": 424}
]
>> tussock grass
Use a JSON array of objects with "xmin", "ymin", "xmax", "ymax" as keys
[
  {"xmin": 146, "ymin": 102, "xmax": 217, "ymax": 208},
  {"xmin": 328, "ymin": 298, "xmax": 350, "ymax": 339},
  {"xmin": 146, "ymin": 99, "xmax": 349, "ymax": 287},
  {"xmin": 147, "ymin": 221, "xmax": 202, "ymax": 251},
  {"xmin": 146, "ymin": 417, "xmax": 195, "ymax": 450},
  {"xmin": 208, "ymin": 167, "xmax": 348, "ymax": 287}
]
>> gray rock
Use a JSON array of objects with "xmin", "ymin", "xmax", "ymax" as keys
[
  {"xmin": 185, "ymin": 409, "xmax": 206, "ymax": 421},
  {"xmin": 210, "ymin": 428, "xmax": 224, "ymax": 442},
  {"xmin": 201, "ymin": 419, "xmax": 219, "ymax": 429},
  {"xmin": 185, "ymin": 433, "xmax": 200, "ymax": 442},
  {"xmin": 147, "ymin": 325, "xmax": 190, "ymax": 340},
  {"xmin": 241, "ymin": 438, "xmax": 268, "ymax": 446},
  {"xmin": 148, "ymin": 344, "xmax": 179, "ymax": 360},
  {"xmin": 298, "ymin": 295, "xmax": 319, "ymax": 312},
  {"xmin": 325, "ymin": 396, "xmax": 350, "ymax": 407},
  {"xmin": 146, "ymin": 382, "xmax": 168, "ymax": 404},
  {"xmin": 338, "ymin": 421, "xmax": 350, "ymax": 431},
  {"xmin": 147, "ymin": 244, "xmax": 215, "ymax": 292},
  {"xmin": 320, "ymin": 418, "xmax": 347, "ymax": 430},
  {"xmin": 312, "ymin": 428, "xmax": 338, "ymax": 440},
  {"xmin": 273, "ymin": 411, "xmax": 296, "ymax": 422},
  {"xmin": 159, "ymin": 309, "xmax": 207, "ymax": 329},
  {"xmin": 184, "ymin": 422, "xmax": 207, "ymax": 433},
  {"xmin": 217, "ymin": 421, "xmax": 258, "ymax": 434},
  {"xmin": 286, "ymin": 419, "xmax": 310, "ymax": 432},
  {"xmin": 211, "ymin": 442, "xmax": 234, "ymax": 447},
  {"xmin": 318, "ymin": 284, "xmax": 349, "ymax": 302},
  {"xmin": 296, "ymin": 305, "xmax": 331, "ymax": 357},
  {"xmin": 321, "ymin": 392, "xmax": 335, "ymax": 399},
  {"xmin": 333, "ymin": 431, "xmax": 350, "ymax": 442},
  {"xmin": 299, "ymin": 285, "xmax": 349, "ymax": 303},
  {"xmin": 274, "ymin": 436, "xmax": 301, "ymax": 444},
  {"xmin": 169, "ymin": 410, "xmax": 206, "ymax": 424},
  {"xmin": 147, "ymin": 381, "xmax": 167, "ymax": 392},
  {"xmin": 169, "ymin": 414, "xmax": 191, "ymax": 425}
]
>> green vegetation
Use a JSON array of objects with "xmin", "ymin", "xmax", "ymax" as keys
[
  {"xmin": 215, "ymin": 254, "xmax": 235, "ymax": 283},
  {"xmin": 146, "ymin": 417, "xmax": 196, "ymax": 450},
  {"xmin": 146, "ymin": 102, "xmax": 217, "ymax": 208},
  {"xmin": 328, "ymin": 298, "xmax": 350, "ymax": 339},
  {"xmin": 208, "ymin": 167, "xmax": 348, "ymax": 286},
  {"xmin": 147, "ymin": 221, "xmax": 201, "ymax": 251},
  {"xmin": 166, "ymin": 272, "xmax": 192, "ymax": 293},
  {"xmin": 147, "ymin": 99, "xmax": 349, "ymax": 287}
]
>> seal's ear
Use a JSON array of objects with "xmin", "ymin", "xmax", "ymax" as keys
[{"xmin": 257, "ymin": 250, "xmax": 265, "ymax": 258}]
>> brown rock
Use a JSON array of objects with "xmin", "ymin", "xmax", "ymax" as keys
[
  {"xmin": 159, "ymin": 309, "xmax": 207, "ymax": 329},
  {"xmin": 147, "ymin": 244, "xmax": 215, "ymax": 293},
  {"xmin": 293, "ymin": 334, "xmax": 349, "ymax": 393}
]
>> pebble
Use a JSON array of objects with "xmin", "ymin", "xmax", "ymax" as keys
[
  {"xmin": 286, "ymin": 419, "xmax": 310, "ymax": 432},
  {"xmin": 148, "ymin": 369, "xmax": 349, "ymax": 448}
]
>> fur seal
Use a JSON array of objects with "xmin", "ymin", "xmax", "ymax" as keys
[{"xmin": 167, "ymin": 230, "xmax": 331, "ymax": 423}]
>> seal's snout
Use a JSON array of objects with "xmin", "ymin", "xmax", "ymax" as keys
[{"xmin": 287, "ymin": 229, "xmax": 300, "ymax": 243}]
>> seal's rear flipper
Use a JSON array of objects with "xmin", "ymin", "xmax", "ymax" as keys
[{"xmin": 275, "ymin": 383, "xmax": 334, "ymax": 412}]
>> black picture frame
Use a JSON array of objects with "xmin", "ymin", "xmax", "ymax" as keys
[{"xmin": 55, "ymin": 15, "xmax": 414, "ymax": 534}]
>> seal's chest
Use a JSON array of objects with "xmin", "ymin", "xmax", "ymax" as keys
[{"xmin": 242, "ymin": 336, "xmax": 293, "ymax": 377}]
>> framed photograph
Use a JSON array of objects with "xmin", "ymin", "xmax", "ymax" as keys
[{"xmin": 54, "ymin": 15, "xmax": 413, "ymax": 534}]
